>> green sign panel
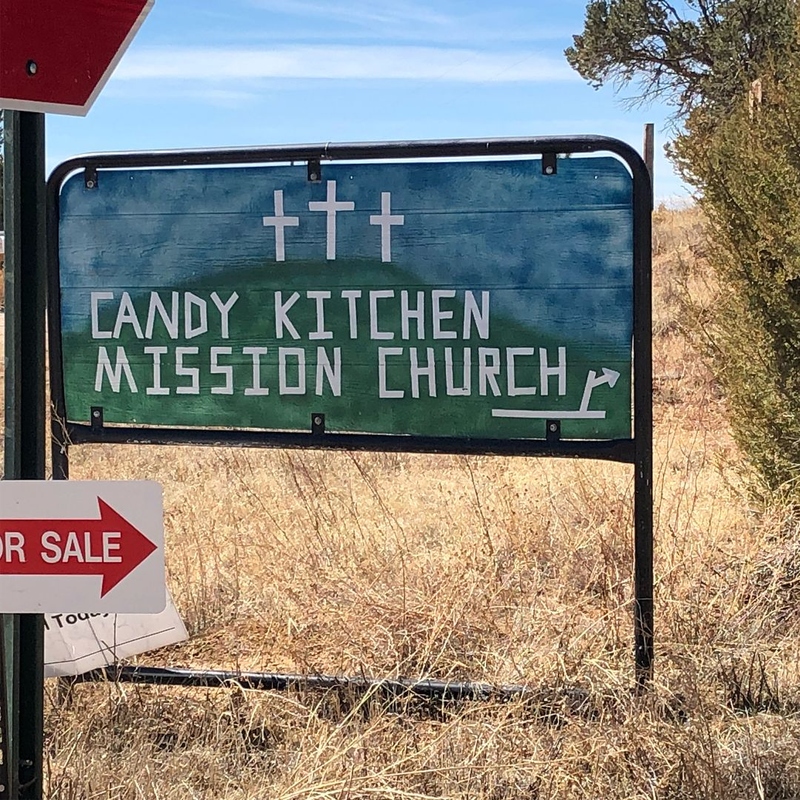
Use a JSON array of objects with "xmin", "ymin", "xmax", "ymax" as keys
[{"xmin": 56, "ymin": 157, "xmax": 633, "ymax": 440}]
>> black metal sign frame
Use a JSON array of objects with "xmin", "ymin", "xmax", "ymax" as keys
[{"xmin": 46, "ymin": 135, "xmax": 653, "ymax": 682}]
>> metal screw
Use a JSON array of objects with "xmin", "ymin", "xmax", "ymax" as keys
[
  {"xmin": 549, "ymin": 422, "xmax": 558, "ymax": 432},
  {"xmin": 86, "ymin": 180, "xmax": 95, "ymax": 189},
  {"xmin": 313, "ymin": 416, "xmax": 323, "ymax": 426},
  {"xmin": 26, "ymin": 60, "xmax": 38, "ymax": 76},
  {"xmin": 92, "ymin": 410, "xmax": 100, "ymax": 418},
  {"xmin": 545, "ymin": 165, "xmax": 554, "ymax": 175},
  {"xmin": 309, "ymin": 172, "xmax": 318, "ymax": 181}
]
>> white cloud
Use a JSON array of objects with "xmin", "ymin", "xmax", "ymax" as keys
[
  {"xmin": 243, "ymin": 0, "xmax": 573, "ymax": 43},
  {"xmin": 111, "ymin": 85, "xmax": 262, "ymax": 108},
  {"xmin": 117, "ymin": 45, "xmax": 576, "ymax": 83},
  {"xmin": 249, "ymin": 0, "xmax": 453, "ymax": 28}
]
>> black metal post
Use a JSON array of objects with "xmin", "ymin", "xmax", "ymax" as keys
[
  {"xmin": 633, "ymin": 137, "xmax": 654, "ymax": 688},
  {"xmin": 643, "ymin": 123, "xmax": 655, "ymax": 183},
  {"xmin": 2, "ymin": 110, "xmax": 47, "ymax": 800}
]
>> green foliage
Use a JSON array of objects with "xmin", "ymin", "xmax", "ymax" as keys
[
  {"xmin": 566, "ymin": 0, "xmax": 797, "ymax": 115},
  {"xmin": 568, "ymin": 1, "xmax": 800, "ymax": 500},
  {"xmin": 672, "ymin": 63, "xmax": 800, "ymax": 496}
]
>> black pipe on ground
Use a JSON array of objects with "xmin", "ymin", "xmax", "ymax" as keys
[{"xmin": 74, "ymin": 665, "xmax": 532, "ymax": 703}]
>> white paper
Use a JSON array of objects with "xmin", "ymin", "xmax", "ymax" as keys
[{"xmin": 44, "ymin": 590, "xmax": 187, "ymax": 678}]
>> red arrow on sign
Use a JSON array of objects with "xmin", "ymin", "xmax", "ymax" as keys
[
  {"xmin": 0, "ymin": 0, "xmax": 154, "ymax": 115},
  {"xmin": 0, "ymin": 499, "xmax": 158, "ymax": 597}
]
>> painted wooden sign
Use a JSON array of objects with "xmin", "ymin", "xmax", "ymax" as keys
[{"xmin": 56, "ymin": 157, "xmax": 634, "ymax": 440}]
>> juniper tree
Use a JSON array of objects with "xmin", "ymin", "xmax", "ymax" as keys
[
  {"xmin": 566, "ymin": 0, "xmax": 797, "ymax": 115},
  {"xmin": 568, "ymin": 1, "xmax": 800, "ymax": 499}
]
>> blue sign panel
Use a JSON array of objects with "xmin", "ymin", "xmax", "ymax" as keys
[{"xmin": 57, "ymin": 156, "xmax": 633, "ymax": 439}]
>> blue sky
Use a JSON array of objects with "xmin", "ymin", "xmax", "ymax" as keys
[{"xmin": 46, "ymin": 0, "xmax": 687, "ymax": 201}]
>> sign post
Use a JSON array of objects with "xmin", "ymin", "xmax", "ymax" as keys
[
  {"xmin": 1, "ymin": 3, "xmax": 155, "ymax": 796},
  {"xmin": 3, "ymin": 109, "xmax": 47, "ymax": 800}
]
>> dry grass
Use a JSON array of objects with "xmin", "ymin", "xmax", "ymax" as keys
[{"xmin": 37, "ymin": 207, "xmax": 800, "ymax": 798}]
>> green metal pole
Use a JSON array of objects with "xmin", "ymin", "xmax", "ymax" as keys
[
  {"xmin": 0, "ymin": 618, "xmax": 19, "ymax": 798},
  {"xmin": 2, "ymin": 110, "xmax": 47, "ymax": 800}
]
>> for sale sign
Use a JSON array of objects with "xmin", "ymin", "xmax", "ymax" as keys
[{"xmin": 0, "ymin": 481, "xmax": 164, "ymax": 613}]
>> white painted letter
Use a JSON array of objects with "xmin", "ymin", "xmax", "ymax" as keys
[
  {"xmin": 144, "ymin": 347, "xmax": 170, "ymax": 395},
  {"xmin": 113, "ymin": 292, "xmax": 144, "ymax": 339},
  {"xmin": 401, "ymin": 290, "xmax": 425, "ymax": 340},
  {"xmin": 185, "ymin": 293, "xmax": 208, "ymax": 339},
  {"xmin": 175, "ymin": 347, "xmax": 200, "ymax": 395},
  {"xmin": 243, "ymin": 347, "xmax": 269, "ymax": 396},
  {"xmin": 279, "ymin": 348, "xmax": 306, "ymax": 395},
  {"xmin": 342, "ymin": 290, "xmax": 362, "ymax": 339},
  {"xmin": 307, "ymin": 291, "xmax": 333, "ymax": 340},
  {"xmin": 95, "ymin": 346, "xmax": 138, "ymax": 394},
  {"xmin": 91, "ymin": 292, "xmax": 114, "ymax": 339},
  {"xmin": 378, "ymin": 347, "xmax": 404, "ymax": 398},
  {"xmin": 316, "ymin": 347, "xmax": 342, "ymax": 396},
  {"xmin": 445, "ymin": 348, "xmax": 471, "ymax": 396},
  {"xmin": 145, "ymin": 292, "xmax": 179, "ymax": 340},
  {"xmin": 210, "ymin": 347, "xmax": 233, "ymax": 395},
  {"xmin": 478, "ymin": 348, "xmax": 501, "ymax": 397},
  {"xmin": 432, "ymin": 290, "xmax": 457, "ymax": 339},
  {"xmin": 211, "ymin": 292, "xmax": 239, "ymax": 339},
  {"xmin": 370, "ymin": 290, "xmax": 394, "ymax": 340},
  {"xmin": 410, "ymin": 347, "xmax": 437, "ymax": 398},
  {"xmin": 463, "ymin": 291, "xmax": 490, "ymax": 340},
  {"xmin": 540, "ymin": 346, "xmax": 567, "ymax": 396},
  {"xmin": 275, "ymin": 292, "xmax": 301, "ymax": 339},
  {"xmin": 507, "ymin": 348, "xmax": 537, "ymax": 396}
]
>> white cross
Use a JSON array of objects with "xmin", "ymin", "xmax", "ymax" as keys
[
  {"xmin": 262, "ymin": 190, "xmax": 300, "ymax": 262},
  {"xmin": 370, "ymin": 192, "xmax": 404, "ymax": 263},
  {"xmin": 308, "ymin": 180, "xmax": 355, "ymax": 261}
]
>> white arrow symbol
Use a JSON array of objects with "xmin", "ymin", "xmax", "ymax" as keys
[
  {"xmin": 492, "ymin": 367, "xmax": 621, "ymax": 421},
  {"xmin": 579, "ymin": 368, "xmax": 620, "ymax": 412}
]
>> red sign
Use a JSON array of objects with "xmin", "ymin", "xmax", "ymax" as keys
[
  {"xmin": 0, "ymin": 498, "xmax": 157, "ymax": 597},
  {"xmin": 0, "ymin": 0, "xmax": 154, "ymax": 115}
]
